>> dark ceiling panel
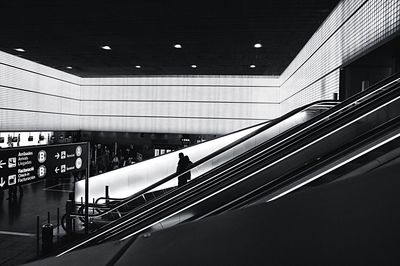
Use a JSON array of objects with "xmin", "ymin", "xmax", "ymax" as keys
[{"xmin": 0, "ymin": 0, "xmax": 340, "ymax": 77}]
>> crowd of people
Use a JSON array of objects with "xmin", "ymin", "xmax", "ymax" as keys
[{"xmin": 90, "ymin": 143, "xmax": 140, "ymax": 176}]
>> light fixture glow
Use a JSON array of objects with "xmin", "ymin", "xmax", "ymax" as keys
[
  {"xmin": 191, "ymin": 65, "xmax": 197, "ymax": 68},
  {"xmin": 254, "ymin": 43, "xmax": 262, "ymax": 48},
  {"xmin": 101, "ymin": 45, "xmax": 112, "ymax": 50},
  {"xmin": 250, "ymin": 65, "xmax": 256, "ymax": 68},
  {"xmin": 135, "ymin": 65, "xmax": 141, "ymax": 69},
  {"xmin": 66, "ymin": 66, "xmax": 73, "ymax": 69},
  {"xmin": 174, "ymin": 44, "xmax": 182, "ymax": 49},
  {"xmin": 14, "ymin": 48, "xmax": 25, "ymax": 52}
]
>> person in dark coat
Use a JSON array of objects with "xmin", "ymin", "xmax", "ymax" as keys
[
  {"xmin": 177, "ymin": 153, "xmax": 192, "ymax": 187},
  {"xmin": 183, "ymin": 155, "xmax": 193, "ymax": 181}
]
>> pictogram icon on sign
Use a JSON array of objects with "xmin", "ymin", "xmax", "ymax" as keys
[
  {"xmin": 38, "ymin": 150, "xmax": 47, "ymax": 163},
  {"xmin": 55, "ymin": 167, "xmax": 60, "ymax": 174},
  {"xmin": 8, "ymin": 175, "xmax": 16, "ymax": 186},
  {"xmin": 0, "ymin": 177, "xmax": 5, "ymax": 187},
  {"xmin": 76, "ymin": 146, "xmax": 82, "ymax": 157},
  {"xmin": 61, "ymin": 164, "xmax": 66, "ymax": 173},
  {"xmin": 38, "ymin": 165, "xmax": 47, "ymax": 178},
  {"xmin": 0, "ymin": 160, "xmax": 6, "ymax": 168},
  {"xmin": 75, "ymin": 158, "xmax": 82, "ymax": 169},
  {"xmin": 8, "ymin": 157, "xmax": 17, "ymax": 168},
  {"xmin": 61, "ymin": 151, "xmax": 66, "ymax": 159},
  {"xmin": 55, "ymin": 153, "xmax": 60, "ymax": 159}
]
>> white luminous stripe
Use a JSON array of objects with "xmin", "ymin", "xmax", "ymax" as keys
[
  {"xmin": 267, "ymin": 131, "xmax": 400, "ymax": 203},
  {"xmin": 0, "ymin": 231, "xmax": 35, "ymax": 237},
  {"xmin": 120, "ymin": 95, "xmax": 400, "ymax": 240},
  {"xmin": 59, "ymin": 91, "xmax": 400, "ymax": 256}
]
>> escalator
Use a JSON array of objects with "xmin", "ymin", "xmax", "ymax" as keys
[
  {"xmin": 58, "ymin": 74, "xmax": 400, "ymax": 256},
  {"xmin": 73, "ymin": 100, "xmax": 337, "ymax": 224},
  {"xmin": 58, "ymin": 100, "xmax": 337, "ymax": 255}
]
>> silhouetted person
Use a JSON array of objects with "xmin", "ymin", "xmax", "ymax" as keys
[
  {"xmin": 177, "ymin": 153, "xmax": 192, "ymax": 187},
  {"xmin": 183, "ymin": 155, "xmax": 193, "ymax": 181}
]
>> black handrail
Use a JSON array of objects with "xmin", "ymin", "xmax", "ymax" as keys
[
  {"xmin": 213, "ymin": 114, "xmax": 400, "ymax": 212},
  {"xmin": 76, "ymin": 100, "xmax": 338, "ymax": 217},
  {"xmin": 58, "ymin": 74, "xmax": 400, "ymax": 255},
  {"xmin": 101, "ymin": 78, "xmax": 400, "ymax": 242},
  {"xmin": 86, "ymin": 75, "xmax": 400, "ymax": 240}
]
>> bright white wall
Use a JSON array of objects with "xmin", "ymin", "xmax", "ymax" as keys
[
  {"xmin": 1, "ymin": 0, "xmax": 399, "ymax": 135},
  {"xmin": 0, "ymin": 51, "xmax": 81, "ymax": 131},
  {"xmin": 79, "ymin": 76, "xmax": 280, "ymax": 135},
  {"xmin": 279, "ymin": 0, "xmax": 400, "ymax": 113}
]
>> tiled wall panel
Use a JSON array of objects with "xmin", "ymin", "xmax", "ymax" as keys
[
  {"xmin": 0, "ymin": 51, "xmax": 81, "ymax": 131},
  {"xmin": 80, "ymin": 76, "xmax": 280, "ymax": 134},
  {"xmin": 280, "ymin": 0, "xmax": 400, "ymax": 112}
]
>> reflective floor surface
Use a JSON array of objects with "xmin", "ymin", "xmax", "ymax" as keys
[{"xmin": 0, "ymin": 177, "xmax": 74, "ymax": 265}]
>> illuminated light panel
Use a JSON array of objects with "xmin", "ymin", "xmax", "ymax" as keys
[
  {"xmin": 101, "ymin": 45, "xmax": 112, "ymax": 50},
  {"xmin": 66, "ymin": 66, "xmax": 73, "ymax": 69},
  {"xmin": 254, "ymin": 43, "xmax": 262, "ymax": 48},
  {"xmin": 250, "ymin": 65, "xmax": 256, "ymax": 68},
  {"xmin": 191, "ymin": 65, "xmax": 197, "ymax": 68},
  {"xmin": 14, "ymin": 48, "xmax": 25, "ymax": 52},
  {"xmin": 174, "ymin": 44, "xmax": 182, "ymax": 49},
  {"xmin": 135, "ymin": 65, "xmax": 141, "ymax": 69}
]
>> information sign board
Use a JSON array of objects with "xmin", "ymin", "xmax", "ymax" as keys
[{"xmin": 0, "ymin": 142, "xmax": 88, "ymax": 190}]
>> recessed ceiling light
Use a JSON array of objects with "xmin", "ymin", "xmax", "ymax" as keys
[
  {"xmin": 191, "ymin": 65, "xmax": 197, "ymax": 68},
  {"xmin": 66, "ymin": 66, "xmax": 73, "ymax": 69},
  {"xmin": 174, "ymin": 44, "xmax": 182, "ymax": 49},
  {"xmin": 254, "ymin": 43, "xmax": 262, "ymax": 48},
  {"xmin": 250, "ymin": 65, "xmax": 256, "ymax": 68},
  {"xmin": 101, "ymin": 45, "xmax": 112, "ymax": 50},
  {"xmin": 135, "ymin": 65, "xmax": 141, "ymax": 69},
  {"xmin": 14, "ymin": 48, "xmax": 25, "ymax": 52}
]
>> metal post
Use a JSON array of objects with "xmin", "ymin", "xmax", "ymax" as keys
[
  {"xmin": 47, "ymin": 211, "xmax": 50, "ymax": 224},
  {"xmin": 85, "ymin": 144, "xmax": 90, "ymax": 234},
  {"xmin": 65, "ymin": 200, "xmax": 72, "ymax": 235},
  {"xmin": 57, "ymin": 208, "xmax": 60, "ymax": 227},
  {"xmin": 105, "ymin": 185, "xmax": 109, "ymax": 205},
  {"xmin": 36, "ymin": 215, "xmax": 40, "ymax": 256},
  {"xmin": 57, "ymin": 207, "xmax": 60, "ymax": 240}
]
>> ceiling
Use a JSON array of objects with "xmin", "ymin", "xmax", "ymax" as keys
[{"xmin": 0, "ymin": 0, "xmax": 340, "ymax": 77}]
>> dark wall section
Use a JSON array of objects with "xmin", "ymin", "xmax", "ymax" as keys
[{"xmin": 340, "ymin": 35, "xmax": 400, "ymax": 100}]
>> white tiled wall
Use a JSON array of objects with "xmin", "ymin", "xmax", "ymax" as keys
[
  {"xmin": 280, "ymin": 0, "xmax": 400, "ymax": 113},
  {"xmin": 1, "ymin": 0, "xmax": 399, "ymax": 135},
  {"xmin": 0, "ymin": 51, "xmax": 81, "ymax": 131},
  {"xmin": 80, "ymin": 76, "xmax": 280, "ymax": 134}
]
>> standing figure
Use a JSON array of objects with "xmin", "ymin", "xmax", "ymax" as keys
[{"xmin": 177, "ymin": 153, "xmax": 192, "ymax": 187}]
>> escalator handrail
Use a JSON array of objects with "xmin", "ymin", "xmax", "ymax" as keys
[
  {"xmin": 86, "ymin": 75, "xmax": 397, "ymax": 224},
  {"xmin": 59, "ymin": 75, "xmax": 400, "ymax": 255},
  {"xmin": 77, "ymin": 74, "xmax": 400, "ymax": 218},
  {"xmin": 75, "ymin": 100, "xmax": 338, "ymax": 218},
  {"xmin": 219, "ymin": 113, "xmax": 400, "ymax": 212},
  {"xmin": 108, "ymin": 79, "xmax": 400, "ymax": 241},
  {"xmin": 89, "ymin": 73, "xmax": 400, "ymax": 209},
  {"xmin": 91, "ymin": 76, "xmax": 400, "ymax": 238}
]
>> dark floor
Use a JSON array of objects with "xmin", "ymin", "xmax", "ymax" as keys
[{"xmin": 0, "ymin": 177, "xmax": 74, "ymax": 266}]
